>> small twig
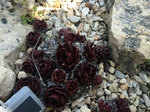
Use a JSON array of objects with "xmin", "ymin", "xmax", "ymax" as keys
[{"xmin": 31, "ymin": 37, "xmax": 46, "ymax": 86}]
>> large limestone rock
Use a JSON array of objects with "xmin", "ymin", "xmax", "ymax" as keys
[
  {"xmin": 109, "ymin": 0, "xmax": 150, "ymax": 75},
  {"xmin": 0, "ymin": 5, "xmax": 32, "ymax": 100}
]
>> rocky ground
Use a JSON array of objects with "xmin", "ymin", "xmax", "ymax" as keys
[{"xmin": 0, "ymin": 0, "xmax": 150, "ymax": 112}]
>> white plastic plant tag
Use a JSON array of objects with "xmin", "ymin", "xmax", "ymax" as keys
[{"xmin": 0, "ymin": 86, "xmax": 45, "ymax": 112}]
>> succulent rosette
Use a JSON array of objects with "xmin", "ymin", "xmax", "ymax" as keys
[
  {"xmin": 55, "ymin": 42, "xmax": 80, "ymax": 70},
  {"xmin": 26, "ymin": 32, "xmax": 42, "ymax": 47},
  {"xmin": 43, "ymin": 86, "xmax": 68, "ymax": 109},
  {"xmin": 93, "ymin": 75, "xmax": 102, "ymax": 86},
  {"xmin": 38, "ymin": 59, "xmax": 55, "ymax": 78},
  {"xmin": 58, "ymin": 28, "xmax": 72, "ymax": 37},
  {"xmin": 65, "ymin": 80, "xmax": 78, "ymax": 96},
  {"xmin": 115, "ymin": 98, "xmax": 130, "ymax": 112},
  {"xmin": 52, "ymin": 69, "xmax": 66, "ymax": 84},
  {"xmin": 98, "ymin": 100, "xmax": 113, "ymax": 112},
  {"xmin": 74, "ymin": 62, "xmax": 97, "ymax": 85},
  {"xmin": 34, "ymin": 20, "xmax": 47, "ymax": 30},
  {"xmin": 84, "ymin": 42, "xmax": 96, "ymax": 61},
  {"xmin": 75, "ymin": 34, "xmax": 85, "ymax": 43},
  {"xmin": 15, "ymin": 77, "xmax": 42, "ymax": 96},
  {"xmin": 96, "ymin": 46, "xmax": 110, "ymax": 62},
  {"xmin": 29, "ymin": 49, "xmax": 44, "ymax": 60},
  {"xmin": 22, "ymin": 59, "xmax": 36, "ymax": 74}
]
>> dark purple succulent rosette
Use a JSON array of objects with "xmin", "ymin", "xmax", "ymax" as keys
[
  {"xmin": 52, "ymin": 69, "xmax": 66, "ymax": 84},
  {"xmin": 38, "ymin": 59, "xmax": 55, "ymax": 78},
  {"xmin": 15, "ymin": 77, "xmax": 42, "ymax": 96},
  {"xmin": 34, "ymin": 20, "xmax": 47, "ymax": 30},
  {"xmin": 84, "ymin": 42, "xmax": 96, "ymax": 61},
  {"xmin": 98, "ymin": 100, "xmax": 113, "ymax": 112},
  {"xmin": 75, "ymin": 34, "xmax": 85, "ymax": 43},
  {"xmin": 96, "ymin": 46, "xmax": 110, "ymax": 63},
  {"xmin": 65, "ymin": 80, "xmax": 78, "ymax": 96},
  {"xmin": 26, "ymin": 32, "xmax": 42, "ymax": 47},
  {"xmin": 55, "ymin": 42, "xmax": 80, "ymax": 70},
  {"xmin": 74, "ymin": 62, "xmax": 97, "ymax": 85},
  {"xmin": 93, "ymin": 75, "xmax": 102, "ymax": 86},
  {"xmin": 58, "ymin": 28, "xmax": 72, "ymax": 37},
  {"xmin": 43, "ymin": 86, "xmax": 68, "ymax": 109},
  {"xmin": 22, "ymin": 59, "xmax": 36, "ymax": 74},
  {"xmin": 29, "ymin": 49, "xmax": 44, "ymax": 60},
  {"xmin": 115, "ymin": 98, "xmax": 130, "ymax": 112}
]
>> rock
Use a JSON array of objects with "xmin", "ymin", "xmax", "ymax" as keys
[
  {"xmin": 109, "ymin": 93, "xmax": 118, "ymax": 99},
  {"xmin": 100, "ymin": 80, "xmax": 107, "ymax": 89},
  {"xmin": 84, "ymin": 97, "xmax": 91, "ymax": 105},
  {"xmin": 119, "ymin": 94, "xmax": 125, "ymax": 99},
  {"xmin": 97, "ymin": 88, "xmax": 104, "ymax": 97},
  {"xmin": 68, "ymin": 16, "xmax": 81, "ymax": 23},
  {"xmin": 143, "ymin": 94, "xmax": 150, "ymax": 107},
  {"xmin": 15, "ymin": 59, "xmax": 23, "ymax": 66},
  {"xmin": 80, "ymin": 105, "xmax": 91, "ymax": 112},
  {"xmin": 139, "ymin": 72, "xmax": 150, "ymax": 83},
  {"xmin": 108, "ymin": 67, "xmax": 115, "ymax": 74},
  {"xmin": 125, "ymin": 75, "xmax": 132, "ymax": 87},
  {"xmin": 134, "ymin": 96, "xmax": 139, "ymax": 106},
  {"xmin": 62, "ymin": 106, "xmax": 71, "ymax": 112},
  {"xmin": 46, "ymin": 21, "xmax": 53, "ymax": 29},
  {"xmin": 0, "ymin": 11, "xmax": 32, "ymax": 68},
  {"xmin": 134, "ymin": 75, "xmax": 144, "ymax": 84},
  {"xmin": 139, "ymin": 84, "xmax": 149, "ymax": 93},
  {"xmin": 122, "ymin": 91, "xmax": 128, "ymax": 98},
  {"xmin": 17, "ymin": 71, "xmax": 27, "ymax": 79},
  {"xmin": 72, "ymin": 97, "xmax": 84, "ymax": 108},
  {"xmin": 114, "ymin": 70, "xmax": 125, "ymax": 78},
  {"xmin": 109, "ymin": 82, "xmax": 118, "ymax": 92},
  {"xmin": 89, "ymin": 0, "xmax": 96, "ymax": 5},
  {"xmin": 129, "ymin": 93, "xmax": 137, "ymax": 101},
  {"xmin": 99, "ymin": 0, "xmax": 105, "ymax": 7},
  {"xmin": 107, "ymin": 74, "xmax": 116, "ymax": 82},
  {"xmin": 129, "ymin": 105, "xmax": 137, "ymax": 112},
  {"xmin": 19, "ymin": 52, "xmax": 24, "ymax": 59},
  {"xmin": 27, "ymin": 48, "xmax": 33, "ymax": 54},
  {"xmin": 82, "ymin": 7, "xmax": 90, "ymax": 17},
  {"xmin": 84, "ymin": 24, "xmax": 90, "ymax": 32},
  {"xmin": 104, "ymin": 89, "xmax": 111, "ymax": 95},
  {"xmin": 109, "ymin": 0, "xmax": 150, "ymax": 75},
  {"xmin": 0, "ymin": 66, "xmax": 16, "ymax": 101},
  {"xmin": 119, "ymin": 79, "xmax": 127, "ymax": 84},
  {"xmin": 120, "ymin": 83, "xmax": 128, "ymax": 91},
  {"xmin": 51, "ymin": 16, "xmax": 61, "ymax": 28},
  {"xmin": 46, "ymin": 31, "xmax": 53, "ymax": 38}
]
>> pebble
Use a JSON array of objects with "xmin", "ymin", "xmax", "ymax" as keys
[
  {"xmin": 46, "ymin": 21, "xmax": 53, "ymax": 29},
  {"xmin": 125, "ymin": 75, "xmax": 132, "ymax": 87},
  {"xmin": 122, "ymin": 91, "xmax": 128, "ymax": 98},
  {"xmin": 15, "ymin": 59, "xmax": 23, "ymax": 66},
  {"xmin": 97, "ymin": 88, "xmax": 104, "ymax": 97},
  {"xmin": 142, "ymin": 94, "xmax": 150, "ymax": 107},
  {"xmin": 129, "ymin": 105, "xmax": 137, "ymax": 112},
  {"xmin": 46, "ymin": 31, "xmax": 53, "ymax": 38},
  {"xmin": 89, "ymin": 0, "xmax": 96, "ymax": 5},
  {"xmin": 119, "ymin": 78, "xmax": 127, "ymax": 84},
  {"xmin": 108, "ymin": 67, "xmax": 115, "ymax": 74},
  {"xmin": 109, "ymin": 82, "xmax": 118, "ymax": 92},
  {"xmin": 99, "ymin": 0, "xmax": 105, "ymax": 7},
  {"xmin": 134, "ymin": 96, "xmax": 139, "ymax": 106},
  {"xmin": 68, "ymin": 16, "xmax": 81, "ymax": 23},
  {"xmin": 107, "ymin": 74, "xmax": 115, "ymax": 82},
  {"xmin": 72, "ymin": 97, "xmax": 84, "ymax": 108},
  {"xmin": 100, "ymin": 80, "xmax": 107, "ymax": 89},
  {"xmin": 27, "ymin": 48, "xmax": 33, "ymax": 54},
  {"xmin": 114, "ymin": 70, "xmax": 125, "ymax": 79},
  {"xmin": 109, "ymin": 93, "xmax": 118, "ymax": 99},
  {"xmin": 84, "ymin": 97, "xmax": 91, "ymax": 104},
  {"xmin": 62, "ymin": 106, "xmax": 71, "ymax": 112},
  {"xmin": 84, "ymin": 24, "xmax": 90, "ymax": 32},
  {"xmin": 120, "ymin": 83, "xmax": 128, "ymax": 91},
  {"xmin": 80, "ymin": 105, "xmax": 91, "ymax": 112},
  {"xmin": 139, "ymin": 72, "xmax": 150, "ymax": 83},
  {"xmin": 104, "ymin": 89, "xmax": 111, "ymax": 95},
  {"xmin": 82, "ymin": 7, "xmax": 90, "ymax": 17},
  {"xmin": 109, "ymin": 61, "xmax": 115, "ymax": 67},
  {"xmin": 133, "ymin": 75, "xmax": 144, "ymax": 84},
  {"xmin": 120, "ymin": 94, "xmax": 125, "ymax": 99},
  {"xmin": 51, "ymin": 16, "xmax": 61, "ymax": 27},
  {"xmin": 139, "ymin": 84, "xmax": 149, "ymax": 93},
  {"xmin": 17, "ymin": 71, "xmax": 27, "ymax": 79}
]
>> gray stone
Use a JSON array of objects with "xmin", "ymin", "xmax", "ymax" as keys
[
  {"xmin": 139, "ymin": 84, "xmax": 149, "ymax": 93},
  {"xmin": 109, "ymin": 0, "xmax": 150, "ymax": 75},
  {"xmin": 139, "ymin": 72, "xmax": 150, "ymax": 83},
  {"xmin": 80, "ymin": 105, "xmax": 91, "ymax": 112},
  {"xmin": 134, "ymin": 75, "xmax": 144, "ymax": 84},
  {"xmin": 82, "ymin": 7, "xmax": 90, "ymax": 17},
  {"xmin": 114, "ymin": 70, "xmax": 125, "ymax": 78},
  {"xmin": 143, "ymin": 94, "xmax": 150, "ymax": 107},
  {"xmin": 68, "ymin": 16, "xmax": 81, "ymax": 23}
]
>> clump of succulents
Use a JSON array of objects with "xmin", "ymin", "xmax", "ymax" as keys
[{"xmin": 14, "ymin": 20, "xmax": 129, "ymax": 111}]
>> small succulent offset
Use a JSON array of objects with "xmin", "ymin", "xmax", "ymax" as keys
[{"xmin": 15, "ymin": 20, "xmax": 130, "ymax": 111}]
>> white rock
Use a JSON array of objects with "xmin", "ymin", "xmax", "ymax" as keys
[
  {"xmin": 62, "ymin": 106, "xmax": 71, "ymax": 112},
  {"xmin": 15, "ymin": 59, "xmax": 23, "ymax": 66},
  {"xmin": 143, "ymin": 94, "xmax": 150, "ymax": 107},
  {"xmin": 82, "ymin": 7, "xmax": 90, "ymax": 17},
  {"xmin": 100, "ymin": 80, "xmax": 107, "ymax": 89},
  {"xmin": 17, "ymin": 71, "xmax": 27, "ymax": 79},
  {"xmin": 129, "ymin": 105, "xmax": 137, "ymax": 112},
  {"xmin": 80, "ymin": 105, "xmax": 91, "ymax": 112},
  {"xmin": 46, "ymin": 31, "xmax": 53, "ymax": 38},
  {"xmin": 108, "ymin": 67, "xmax": 115, "ymax": 74},
  {"xmin": 97, "ymin": 88, "xmax": 104, "ymax": 97},
  {"xmin": 72, "ymin": 97, "xmax": 84, "ymax": 108},
  {"xmin": 0, "ymin": 66, "xmax": 16, "ymax": 100},
  {"xmin": 99, "ymin": 0, "xmax": 105, "ymax": 6},
  {"xmin": 84, "ymin": 97, "xmax": 91, "ymax": 105},
  {"xmin": 134, "ymin": 96, "xmax": 139, "ymax": 106},
  {"xmin": 109, "ymin": 82, "xmax": 118, "ymax": 92},
  {"xmin": 139, "ymin": 72, "xmax": 150, "ymax": 83},
  {"xmin": 84, "ymin": 24, "xmax": 90, "ymax": 32},
  {"xmin": 122, "ymin": 91, "xmax": 128, "ymax": 98},
  {"xmin": 19, "ymin": 52, "xmax": 24, "ymax": 59},
  {"xmin": 104, "ymin": 89, "xmax": 111, "ymax": 95},
  {"xmin": 46, "ymin": 21, "xmax": 53, "ymax": 29},
  {"xmin": 89, "ymin": 0, "xmax": 96, "ymax": 5},
  {"xmin": 68, "ymin": 16, "xmax": 81, "ymax": 23},
  {"xmin": 51, "ymin": 16, "xmax": 61, "ymax": 28},
  {"xmin": 119, "ymin": 78, "xmax": 127, "ymax": 84}
]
